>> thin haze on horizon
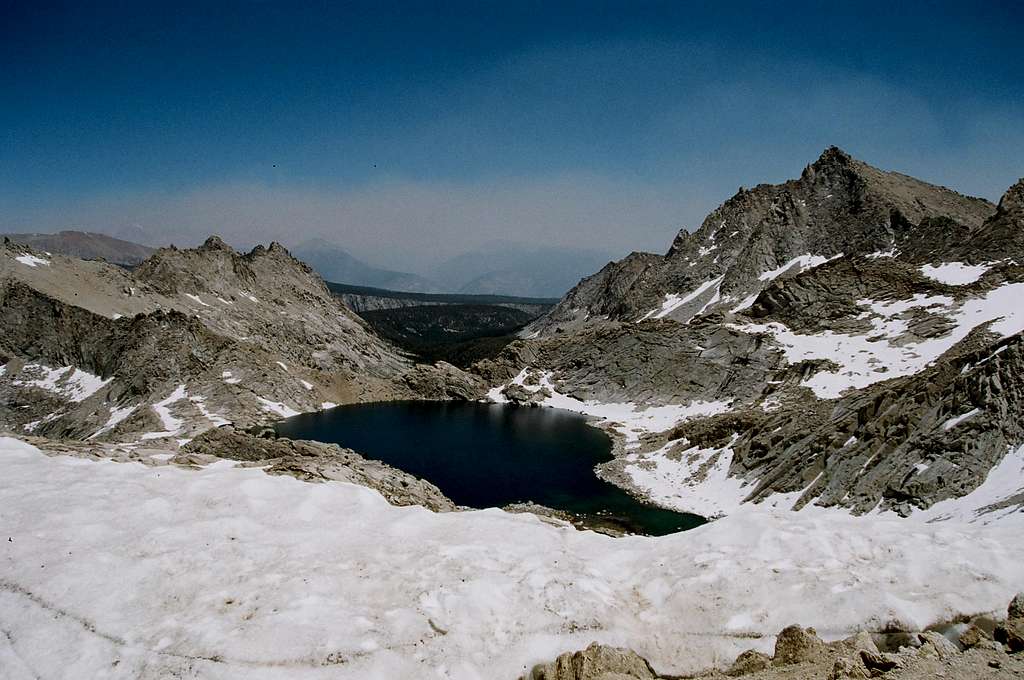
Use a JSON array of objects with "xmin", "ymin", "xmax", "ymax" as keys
[{"xmin": 2, "ymin": 1, "xmax": 1022, "ymax": 272}]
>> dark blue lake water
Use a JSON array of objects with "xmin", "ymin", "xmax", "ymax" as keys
[{"xmin": 274, "ymin": 400, "xmax": 705, "ymax": 536}]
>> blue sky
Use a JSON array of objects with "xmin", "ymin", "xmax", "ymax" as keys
[{"xmin": 2, "ymin": 1, "xmax": 1022, "ymax": 270}]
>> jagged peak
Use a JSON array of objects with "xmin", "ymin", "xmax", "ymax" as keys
[
  {"xmin": 997, "ymin": 178, "xmax": 1024, "ymax": 215},
  {"xmin": 814, "ymin": 145, "xmax": 854, "ymax": 167},
  {"xmin": 801, "ymin": 146, "xmax": 861, "ymax": 183},
  {"xmin": 200, "ymin": 235, "xmax": 233, "ymax": 252}
]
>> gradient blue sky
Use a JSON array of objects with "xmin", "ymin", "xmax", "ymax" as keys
[{"xmin": 2, "ymin": 1, "xmax": 1022, "ymax": 270}]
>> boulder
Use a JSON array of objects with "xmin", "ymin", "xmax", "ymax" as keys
[
  {"xmin": 1008, "ymin": 592, "xmax": 1024, "ymax": 620},
  {"xmin": 828, "ymin": 656, "xmax": 870, "ymax": 680},
  {"xmin": 916, "ymin": 631, "xmax": 959, "ymax": 660},
  {"xmin": 725, "ymin": 649, "xmax": 771, "ymax": 676},
  {"xmin": 958, "ymin": 624, "xmax": 991, "ymax": 649},
  {"xmin": 995, "ymin": 592, "xmax": 1024, "ymax": 653},
  {"xmin": 523, "ymin": 643, "xmax": 657, "ymax": 680},
  {"xmin": 995, "ymin": 619, "xmax": 1024, "ymax": 654},
  {"xmin": 839, "ymin": 631, "xmax": 879, "ymax": 655},
  {"xmin": 773, "ymin": 625, "xmax": 827, "ymax": 665},
  {"xmin": 859, "ymin": 649, "xmax": 903, "ymax": 674}
]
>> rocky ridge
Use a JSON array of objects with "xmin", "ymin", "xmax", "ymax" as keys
[
  {"xmin": 525, "ymin": 147, "xmax": 994, "ymax": 335},
  {"xmin": 1, "ymin": 230, "xmax": 157, "ymax": 266},
  {"xmin": 0, "ymin": 236, "xmax": 485, "ymax": 445}
]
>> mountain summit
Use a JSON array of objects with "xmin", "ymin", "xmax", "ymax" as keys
[{"xmin": 527, "ymin": 147, "xmax": 995, "ymax": 335}]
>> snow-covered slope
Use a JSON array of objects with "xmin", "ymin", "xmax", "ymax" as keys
[{"xmin": 1, "ymin": 437, "xmax": 1021, "ymax": 679}]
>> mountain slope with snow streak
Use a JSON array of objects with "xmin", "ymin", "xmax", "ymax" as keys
[
  {"xmin": 0, "ymin": 237, "xmax": 485, "ymax": 444},
  {"xmin": 524, "ymin": 147, "xmax": 994, "ymax": 335},
  {"xmin": 484, "ymin": 153, "xmax": 1024, "ymax": 521}
]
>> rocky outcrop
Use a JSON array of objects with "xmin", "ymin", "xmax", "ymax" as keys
[
  {"xmin": 725, "ymin": 650, "xmax": 771, "ymax": 676},
  {"xmin": 522, "ymin": 643, "xmax": 657, "ymax": 680},
  {"xmin": 525, "ymin": 593, "xmax": 1024, "ymax": 679},
  {"xmin": 179, "ymin": 427, "xmax": 457, "ymax": 511},
  {"xmin": 771, "ymin": 625, "xmax": 828, "ymax": 665},
  {"xmin": 995, "ymin": 592, "xmax": 1024, "ymax": 653},
  {"xmin": 402, "ymin": 361, "xmax": 488, "ymax": 400}
]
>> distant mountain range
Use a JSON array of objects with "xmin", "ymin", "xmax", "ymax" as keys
[
  {"xmin": 0, "ymin": 229, "xmax": 614, "ymax": 298},
  {"xmin": 429, "ymin": 242, "xmax": 615, "ymax": 298},
  {"xmin": 1, "ymin": 230, "xmax": 156, "ymax": 266},
  {"xmin": 292, "ymin": 238, "xmax": 615, "ymax": 298},
  {"xmin": 288, "ymin": 238, "xmax": 439, "ymax": 293}
]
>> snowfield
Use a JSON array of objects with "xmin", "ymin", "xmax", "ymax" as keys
[
  {"xmin": 12, "ymin": 363, "xmax": 112, "ymax": 403},
  {"xmin": 488, "ymin": 370, "xmax": 732, "ymax": 446},
  {"xmin": 919, "ymin": 262, "xmax": 991, "ymax": 285},
  {"xmin": 734, "ymin": 281, "xmax": 1024, "ymax": 398},
  {"xmin": 12, "ymin": 253, "xmax": 50, "ymax": 268},
  {"xmin": 911, "ymin": 444, "xmax": 1024, "ymax": 525},
  {"xmin": 0, "ymin": 437, "xmax": 1021, "ymax": 680}
]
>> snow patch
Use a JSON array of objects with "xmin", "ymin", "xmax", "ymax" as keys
[
  {"xmin": 914, "ymin": 445, "xmax": 1024, "ymax": 526},
  {"xmin": 87, "ymin": 405, "xmax": 136, "ymax": 440},
  {"xmin": 729, "ymin": 292, "xmax": 760, "ymax": 314},
  {"xmin": 12, "ymin": 364, "xmax": 112, "ymax": 402},
  {"xmin": 13, "ymin": 253, "xmax": 50, "ymax": 267},
  {"xmin": 941, "ymin": 408, "xmax": 981, "ymax": 431},
  {"xmin": 140, "ymin": 385, "xmax": 187, "ymax": 440},
  {"xmin": 490, "ymin": 370, "xmax": 732, "ymax": 446},
  {"xmin": 644, "ymin": 275, "xmax": 725, "ymax": 321},
  {"xmin": 257, "ymin": 397, "xmax": 301, "ymax": 418},
  {"xmin": 920, "ymin": 262, "xmax": 991, "ymax": 286},
  {"xmin": 758, "ymin": 254, "xmax": 839, "ymax": 282},
  {"xmin": 321, "ymin": 401, "xmax": 338, "ymax": 410},
  {"xmin": 189, "ymin": 395, "xmax": 231, "ymax": 428},
  {"xmin": 735, "ymin": 281, "xmax": 1024, "ymax": 398},
  {"xmin": 627, "ymin": 435, "xmax": 750, "ymax": 517},
  {"xmin": 184, "ymin": 293, "xmax": 211, "ymax": 307}
]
